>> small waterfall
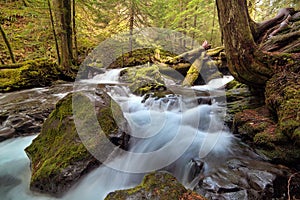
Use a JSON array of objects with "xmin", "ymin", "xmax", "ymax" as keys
[
  {"xmin": 0, "ymin": 68, "xmax": 233, "ymax": 200},
  {"xmin": 68, "ymin": 69, "xmax": 233, "ymax": 198}
]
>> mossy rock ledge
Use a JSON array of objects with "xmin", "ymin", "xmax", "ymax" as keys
[
  {"xmin": 0, "ymin": 59, "xmax": 61, "ymax": 92},
  {"xmin": 105, "ymin": 172, "xmax": 207, "ymax": 200},
  {"xmin": 232, "ymin": 68, "xmax": 300, "ymax": 168},
  {"xmin": 25, "ymin": 90, "xmax": 130, "ymax": 196}
]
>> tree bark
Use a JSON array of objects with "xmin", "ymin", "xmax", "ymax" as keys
[
  {"xmin": 129, "ymin": 0, "xmax": 134, "ymax": 56},
  {"xmin": 0, "ymin": 24, "xmax": 16, "ymax": 63},
  {"xmin": 216, "ymin": 0, "xmax": 274, "ymax": 87},
  {"xmin": 48, "ymin": 0, "xmax": 60, "ymax": 65},
  {"xmin": 55, "ymin": 0, "xmax": 73, "ymax": 71},
  {"xmin": 72, "ymin": 0, "xmax": 78, "ymax": 64}
]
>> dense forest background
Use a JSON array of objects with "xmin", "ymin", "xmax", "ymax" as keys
[{"xmin": 0, "ymin": 0, "xmax": 299, "ymax": 65}]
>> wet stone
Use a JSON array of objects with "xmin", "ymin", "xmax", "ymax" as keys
[
  {"xmin": 0, "ymin": 127, "xmax": 15, "ymax": 142},
  {"xmin": 196, "ymin": 158, "xmax": 292, "ymax": 200},
  {"xmin": 0, "ymin": 84, "xmax": 73, "ymax": 141}
]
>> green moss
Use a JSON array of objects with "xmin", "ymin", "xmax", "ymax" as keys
[
  {"xmin": 226, "ymin": 79, "xmax": 247, "ymax": 90},
  {"xmin": 0, "ymin": 59, "xmax": 60, "ymax": 92},
  {"xmin": 105, "ymin": 172, "xmax": 207, "ymax": 200},
  {"xmin": 253, "ymin": 129, "xmax": 288, "ymax": 149},
  {"xmin": 120, "ymin": 64, "xmax": 165, "ymax": 95},
  {"xmin": 266, "ymin": 70, "xmax": 300, "ymax": 145},
  {"xmin": 257, "ymin": 146, "xmax": 300, "ymax": 166},
  {"xmin": 107, "ymin": 48, "xmax": 175, "ymax": 69},
  {"xmin": 98, "ymin": 107, "xmax": 118, "ymax": 136},
  {"xmin": 25, "ymin": 90, "xmax": 129, "ymax": 194},
  {"xmin": 206, "ymin": 46, "xmax": 224, "ymax": 57},
  {"xmin": 25, "ymin": 93, "xmax": 91, "ymax": 182},
  {"xmin": 234, "ymin": 68, "xmax": 300, "ymax": 167}
]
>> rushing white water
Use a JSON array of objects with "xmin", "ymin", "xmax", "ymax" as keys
[{"xmin": 0, "ymin": 68, "xmax": 233, "ymax": 200}]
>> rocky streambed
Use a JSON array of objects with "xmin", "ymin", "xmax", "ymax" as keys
[{"xmin": 0, "ymin": 67, "xmax": 299, "ymax": 200}]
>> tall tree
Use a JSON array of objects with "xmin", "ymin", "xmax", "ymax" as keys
[
  {"xmin": 72, "ymin": 0, "xmax": 78, "ymax": 64},
  {"xmin": 48, "ymin": 0, "xmax": 60, "ymax": 65},
  {"xmin": 161, "ymin": 0, "xmax": 221, "ymax": 47},
  {"xmin": 54, "ymin": 0, "xmax": 73, "ymax": 72},
  {"xmin": 216, "ymin": 0, "xmax": 298, "ymax": 87}
]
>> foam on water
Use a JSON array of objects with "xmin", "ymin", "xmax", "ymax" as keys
[{"xmin": 0, "ymin": 69, "xmax": 233, "ymax": 200}]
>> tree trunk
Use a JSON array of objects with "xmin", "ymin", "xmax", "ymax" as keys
[
  {"xmin": 0, "ymin": 24, "xmax": 16, "ymax": 63},
  {"xmin": 209, "ymin": 3, "xmax": 216, "ymax": 44},
  {"xmin": 216, "ymin": 0, "xmax": 274, "ymax": 87},
  {"xmin": 55, "ymin": 0, "xmax": 73, "ymax": 71},
  {"xmin": 129, "ymin": 0, "xmax": 134, "ymax": 56},
  {"xmin": 216, "ymin": 0, "xmax": 300, "ymax": 88},
  {"xmin": 191, "ymin": 6, "xmax": 198, "ymax": 48},
  {"xmin": 72, "ymin": 0, "xmax": 78, "ymax": 64},
  {"xmin": 48, "ymin": 0, "xmax": 60, "ymax": 65}
]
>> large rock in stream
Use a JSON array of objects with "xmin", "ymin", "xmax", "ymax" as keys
[
  {"xmin": 105, "ymin": 172, "xmax": 207, "ymax": 200},
  {"xmin": 25, "ymin": 90, "xmax": 130, "ymax": 196},
  {"xmin": 119, "ymin": 64, "xmax": 166, "ymax": 95}
]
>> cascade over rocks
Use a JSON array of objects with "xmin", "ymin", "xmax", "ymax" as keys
[{"xmin": 25, "ymin": 90, "xmax": 130, "ymax": 196}]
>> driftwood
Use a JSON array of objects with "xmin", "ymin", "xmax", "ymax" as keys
[
  {"xmin": 257, "ymin": 8, "xmax": 300, "ymax": 53},
  {"xmin": 252, "ymin": 8, "xmax": 297, "ymax": 42},
  {"xmin": 165, "ymin": 8, "xmax": 300, "ymax": 86}
]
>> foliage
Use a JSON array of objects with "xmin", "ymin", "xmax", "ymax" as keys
[
  {"xmin": 157, "ymin": 0, "xmax": 221, "ymax": 47},
  {"xmin": 248, "ymin": 0, "xmax": 300, "ymax": 21},
  {"xmin": 0, "ymin": 0, "xmax": 299, "ymax": 65}
]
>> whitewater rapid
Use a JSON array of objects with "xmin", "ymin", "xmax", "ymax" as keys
[{"xmin": 0, "ymin": 69, "xmax": 233, "ymax": 200}]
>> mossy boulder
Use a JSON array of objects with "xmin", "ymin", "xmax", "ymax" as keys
[
  {"xmin": 233, "ymin": 106, "xmax": 300, "ymax": 168},
  {"xmin": 119, "ymin": 64, "xmax": 166, "ymax": 95},
  {"xmin": 25, "ymin": 90, "xmax": 129, "ymax": 196},
  {"xmin": 105, "ymin": 172, "xmax": 207, "ymax": 200},
  {"xmin": 108, "ymin": 48, "xmax": 175, "ymax": 69},
  {"xmin": 0, "ymin": 59, "xmax": 61, "ymax": 92},
  {"xmin": 265, "ymin": 70, "xmax": 300, "ymax": 145}
]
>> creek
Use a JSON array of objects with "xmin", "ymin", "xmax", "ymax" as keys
[{"xmin": 0, "ymin": 69, "xmax": 291, "ymax": 200}]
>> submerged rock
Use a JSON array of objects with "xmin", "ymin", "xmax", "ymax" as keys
[
  {"xmin": 25, "ymin": 90, "xmax": 130, "ymax": 196},
  {"xmin": 105, "ymin": 172, "xmax": 207, "ymax": 200}
]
